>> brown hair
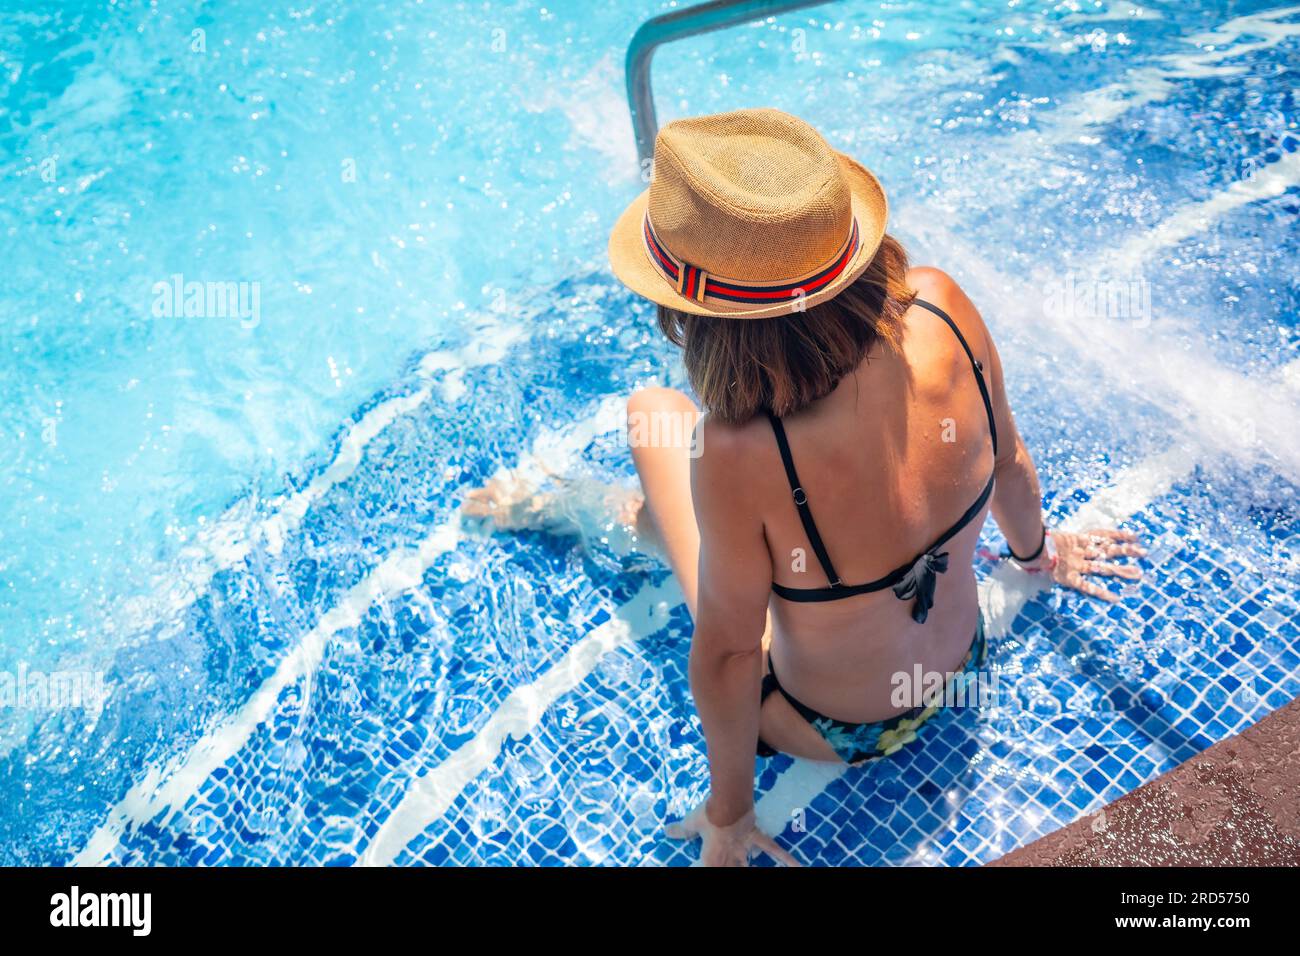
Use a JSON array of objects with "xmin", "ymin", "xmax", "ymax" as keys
[{"xmin": 656, "ymin": 233, "xmax": 915, "ymax": 424}]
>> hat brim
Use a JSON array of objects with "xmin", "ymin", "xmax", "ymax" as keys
[{"xmin": 607, "ymin": 152, "xmax": 888, "ymax": 319}]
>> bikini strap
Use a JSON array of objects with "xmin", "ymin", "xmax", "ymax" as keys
[
  {"xmin": 766, "ymin": 410, "xmax": 842, "ymax": 589},
  {"xmin": 911, "ymin": 298, "xmax": 998, "ymax": 456}
]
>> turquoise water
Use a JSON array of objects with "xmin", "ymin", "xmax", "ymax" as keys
[
  {"xmin": 1, "ymin": 0, "xmax": 638, "ymax": 666},
  {"xmin": 1, "ymin": 0, "xmax": 1298, "ymax": 864}
]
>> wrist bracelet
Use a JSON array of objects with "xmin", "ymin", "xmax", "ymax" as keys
[{"xmin": 1006, "ymin": 524, "xmax": 1047, "ymax": 563}]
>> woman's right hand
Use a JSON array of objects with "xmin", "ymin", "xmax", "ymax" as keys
[
  {"xmin": 665, "ymin": 800, "xmax": 801, "ymax": 867},
  {"xmin": 1031, "ymin": 527, "xmax": 1145, "ymax": 601}
]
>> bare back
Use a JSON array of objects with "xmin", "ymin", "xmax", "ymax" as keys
[{"xmin": 738, "ymin": 269, "xmax": 997, "ymax": 722}]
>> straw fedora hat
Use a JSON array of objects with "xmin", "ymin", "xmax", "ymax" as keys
[{"xmin": 608, "ymin": 108, "xmax": 888, "ymax": 319}]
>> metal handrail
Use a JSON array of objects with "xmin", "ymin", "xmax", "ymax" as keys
[{"xmin": 625, "ymin": 0, "xmax": 837, "ymax": 166}]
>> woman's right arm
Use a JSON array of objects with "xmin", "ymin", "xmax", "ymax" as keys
[
  {"xmin": 916, "ymin": 269, "xmax": 1144, "ymax": 598},
  {"xmin": 976, "ymin": 319, "xmax": 1054, "ymax": 565}
]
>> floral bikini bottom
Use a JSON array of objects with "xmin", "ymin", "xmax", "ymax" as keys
[{"xmin": 756, "ymin": 613, "xmax": 988, "ymax": 765}]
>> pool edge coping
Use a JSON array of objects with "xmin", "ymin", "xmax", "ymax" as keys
[{"xmin": 988, "ymin": 693, "xmax": 1300, "ymax": 866}]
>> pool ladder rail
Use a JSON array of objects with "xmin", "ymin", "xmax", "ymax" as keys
[{"xmin": 625, "ymin": 0, "xmax": 839, "ymax": 165}]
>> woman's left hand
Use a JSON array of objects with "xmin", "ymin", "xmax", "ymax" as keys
[{"xmin": 665, "ymin": 800, "xmax": 801, "ymax": 867}]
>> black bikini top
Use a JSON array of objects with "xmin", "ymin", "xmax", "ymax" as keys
[{"xmin": 768, "ymin": 298, "xmax": 998, "ymax": 624}]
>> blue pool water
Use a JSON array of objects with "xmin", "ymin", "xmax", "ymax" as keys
[{"xmin": 1, "ymin": 0, "xmax": 1297, "ymax": 865}]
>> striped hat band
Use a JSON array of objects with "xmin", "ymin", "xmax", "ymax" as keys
[{"xmin": 642, "ymin": 213, "xmax": 861, "ymax": 307}]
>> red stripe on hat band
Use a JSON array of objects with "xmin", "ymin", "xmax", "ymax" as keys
[
  {"xmin": 642, "ymin": 214, "xmax": 859, "ymax": 304},
  {"xmin": 643, "ymin": 218, "xmax": 679, "ymax": 280}
]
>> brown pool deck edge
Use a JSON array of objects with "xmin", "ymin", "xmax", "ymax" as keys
[{"xmin": 989, "ymin": 695, "xmax": 1300, "ymax": 866}]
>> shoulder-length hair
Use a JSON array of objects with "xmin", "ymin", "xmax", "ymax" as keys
[{"xmin": 656, "ymin": 234, "xmax": 915, "ymax": 424}]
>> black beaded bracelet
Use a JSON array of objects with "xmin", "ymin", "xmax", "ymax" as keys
[{"xmin": 1006, "ymin": 524, "xmax": 1047, "ymax": 563}]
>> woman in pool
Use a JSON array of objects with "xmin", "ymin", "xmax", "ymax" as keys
[{"xmin": 467, "ymin": 108, "xmax": 1143, "ymax": 866}]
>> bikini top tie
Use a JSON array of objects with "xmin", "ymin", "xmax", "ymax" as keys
[{"xmin": 891, "ymin": 549, "xmax": 950, "ymax": 624}]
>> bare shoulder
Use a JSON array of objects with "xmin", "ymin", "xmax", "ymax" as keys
[
  {"xmin": 906, "ymin": 265, "xmax": 961, "ymax": 299},
  {"xmin": 904, "ymin": 265, "xmax": 992, "ymax": 351},
  {"xmin": 690, "ymin": 411, "xmax": 784, "ymax": 525},
  {"xmin": 907, "ymin": 266, "xmax": 976, "ymax": 321},
  {"xmin": 897, "ymin": 266, "xmax": 996, "ymax": 401},
  {"xmin": 692, "ymin": 410, "xmax": 771, "ymax": 481}
]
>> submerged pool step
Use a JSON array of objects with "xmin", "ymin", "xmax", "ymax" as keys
[{"xmin": 61, "ymin": 276, "xmax": 681, "ymax": 865}]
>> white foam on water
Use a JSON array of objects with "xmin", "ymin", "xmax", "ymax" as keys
[
  {"xmin": 914, "ymin": 13, "xmax": 1300, "ymax": 485},
  {"xmin": 1084, "ymin": 6, "xmax": 1298, "ymax": 126},
  {"xmin": 1180, "ymin": 5, "xmax": 1300, "ymax": 62},
  {"xmin": 1063, "ymin": 447, "xmax": 1200, "ymax": 532},
  {"xmin": 978, "ymin": 7, "xmax": 1300, "ymax": 199},
  {"xmin": 1059, "ymin": 4, "xmax": 1164, "ymax": 24},
  {"xmin": 527, "ymin": 54, "xmax": 640, "ymax": 185},
  {"xmin": 511, "ymin": 394, "xmax": 627, "ymax": 486},
  {"xmin": 360, "ymin": 578, "xmax": 682, "ymax": 867},
  {"xmin": 1105, "ymin": 148, "xmax": 1300, "ymax": 270},
  {"xmin": 1028, "ymin": 296, "xmax": 1300, "ymax": 481},
  {"xmin": 1281, "ymin": 356, "xmax": 1300, "ymax": 395},
  {"xmin": 905, "ymin": 149, "xmax": 1300, "ymax": 483}
]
